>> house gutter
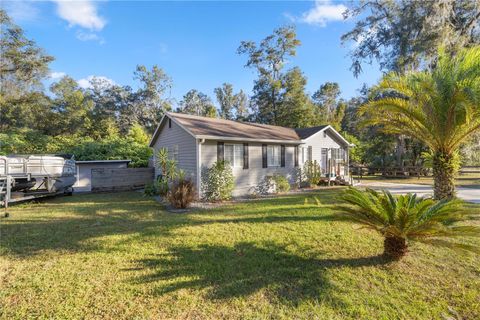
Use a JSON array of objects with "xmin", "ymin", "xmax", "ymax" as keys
[{"xmin": 195, "ymin": 135, "xmax": 302, "ymax": 144}]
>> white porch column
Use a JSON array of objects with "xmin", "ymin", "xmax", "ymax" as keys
[{"xmin": 196, "ymin": 139, "xmax": 205, "ymax": 198}]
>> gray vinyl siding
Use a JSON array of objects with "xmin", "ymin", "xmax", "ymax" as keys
[
  {"xmin": 301, "ymin": 129, "xmax": 349, "ymax": 174},
  {"xmin": 201, "ymin": 140, "xmax": 299, "ymax": 196},
  {"xmin": 152, "ymin": 119, "xmax": 197, "ymax": 185}
]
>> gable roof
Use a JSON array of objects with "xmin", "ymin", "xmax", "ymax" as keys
[
  {"xmin": 149, "ymin": 112, "xmax": 301, "ymax": 146},
  {"xmin": 297, "ymin": 125, "xmax": 353, "ymax": 147},
  {"xmin": 294, "ymin": 126, "xmax": 329, "ymax": 139},
  {"xmin": 149, "ymin": 112, "xmax": 352, "ymax": 147}
]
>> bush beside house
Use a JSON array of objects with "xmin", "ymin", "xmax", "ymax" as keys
[
  {"xmin": 167, "ymin": 175, "xmax": 196, "ymax": 209},
  {"xmin": 147, "ymin": 148, "xmax": 196, "ymax": 209},
  {"xmin": 201, "ymin": 161, "xmax": 235, "ymax": 201}
]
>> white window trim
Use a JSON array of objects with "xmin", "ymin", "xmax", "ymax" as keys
[
  {"xmin": 267, "ymin": 145, "xmax": 281, "ymax": 167},
  {"xmin": 224, "ymin": 143, "xmax": 243, "ymax": 168}
]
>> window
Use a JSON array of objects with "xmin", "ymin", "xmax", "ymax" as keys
[
  {"xmin": 224, "ymin": 144, "xmax": 243, "ymax": 168},
  {"xmin": 267, "ymin": 145, "xmax": 281, "ymax": 167},
  {"xmin": 168, "ymin": 118, "xmax": 172, "ymax": 128},
  {"xmin": 332, "ymin": 148, "xmax": 344, "ymax": 160},
  {"xmin": 321, "ymin": 148, "xmax": 328, "ymax": 173},
  {"xmin": 169, "ymin": 145, "xmax": 179, "ymax": 162}
]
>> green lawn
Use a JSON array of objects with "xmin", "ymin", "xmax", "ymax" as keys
[{"xmin": 1, "ymin": 191, "xmax": 479, "ymax": 319}]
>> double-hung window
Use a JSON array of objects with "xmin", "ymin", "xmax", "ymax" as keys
[
  {"xmin": 224, "ymin": 144, "xmax": 243, "ymax": 168},
  {"xmin": 267, "ymin": 145, "xmax": 281, "ymax": 167},
  {"xmin": 169, "ymin": 145, "xmax": 179, "ymax": 162}
]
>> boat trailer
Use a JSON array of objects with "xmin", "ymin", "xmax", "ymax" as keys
[{"xmin": 0, "ymin": 155, "xmax": 76, "ymax": 215}]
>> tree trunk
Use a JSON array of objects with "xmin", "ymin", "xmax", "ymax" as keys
[
  {"xmin": 271, "ymin": 87, "xmax": 277, "ymax": 125},
  {"xmin": 383, "ymin": 236, "xmax": 408, "ymax": 260},
  {"xmin": 395, "ymin": 135, "xmax": 405, "ymax": 167},
  {"xmin": 432, "ymin": 151, "xmax": 456, "ymax": 200}
]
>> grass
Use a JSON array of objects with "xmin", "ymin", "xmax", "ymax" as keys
[
  {"xmin": 356, "ymin": 172, "xmax": 480, "ymax": 188},
  {"xmin": 1, "ymin": 190, "xmax": 479, "ymax": 319}
]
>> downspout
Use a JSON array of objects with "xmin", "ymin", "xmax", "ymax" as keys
[{"xmin": 196, "ymin": 139, "xmax": 205, "ymax": 199}]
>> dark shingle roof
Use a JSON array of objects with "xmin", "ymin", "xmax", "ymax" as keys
[
  {"xmin": 150, "ymin": 113, "xmax": 350, "ymax": 147},
  {"xmin": 168, "ymin": 112, "xmax": 301, "ymax": 141},
  {"xmin": 294, "ymin": 125, "xmax": 329, "ymax": 139}
]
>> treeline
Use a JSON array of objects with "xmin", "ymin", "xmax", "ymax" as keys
[
  {"xmin": 0, "ymin": 10, "xmax": 347, "ymax": 167},
  {"xmin": 1, "ymin": 1, "xmax": 479, "ymax": 167}
]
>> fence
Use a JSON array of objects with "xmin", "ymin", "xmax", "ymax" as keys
[
  {"xmin": 91, "ymin": 167, "xmax": 154, "ymax": 192},
  {"xmin": 350, "ymin": 165, "xmax": 480, "ymax": 178}
]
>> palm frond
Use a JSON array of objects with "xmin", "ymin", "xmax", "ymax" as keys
[
  {"xmin": 336, "ymin": 188, "xmax": 479, "ymax": 249},
  {"xmin": 360, "ymin": 46, "xmax": 480, "ymax": 154}
]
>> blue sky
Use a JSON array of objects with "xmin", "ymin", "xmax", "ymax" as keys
[{"xmin": 5, "ymin": 1, "xmax": 381, "ymax": 104}]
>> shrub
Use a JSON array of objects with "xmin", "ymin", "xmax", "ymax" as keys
[
  {"xmin": 156, "ymin": 179, "xmax": 169, "ymax": 196},
  {"xmin": 201, "ymin": 161, "xmax": 234, "ymax": 201},
  {"xmin": 273, "ymin": 174, "xmax": 290, "ymax": 193},
  {"xmin": 167, "ymin": 177, "xmax": 196, "ymax": 209},
  {"xmin": 291, "ymin": 167, "xmax": 303, "ymax": 190},
  {"xmin": 250, "ymin": 176, "xmax": 275, "ymax": 196},
  {"xmin": 143, "ymin": 182, "xmax": 158, "ymax": 196},
  {"xmin": 337, "ymin": 187, "xmax": 480, "ymax": 260},
  {"xmin": 250, "ymin": 174, "xmax": 290, "ymax": 196},
  {"xmin": 154, "ymin": 148, "xmax": 178, "ymax": 196},
  {"xmin": 143, "ymin": 178, "xmax": 170, "ymax": 197},
  {"xmin": 0, "ymin": 129, "xmax": 152, "ymax": 167},
  {"xmin": 67, "ymin": 137, "xmax": 152, "ymax": 167},
  {"xmin": 304, "ymin": 160, "xmax": 322, "ymax": 187}
]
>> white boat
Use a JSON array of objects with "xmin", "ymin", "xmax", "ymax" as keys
[
  {"xmin": 0, "ymin": 155, "xmax": 76, "ymax": 196},
  {"xmin": 2, "ymin": 155, "xmax": 75, "ymax": 176}
]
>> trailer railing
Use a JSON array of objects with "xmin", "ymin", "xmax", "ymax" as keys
[{"xmin": 0, "ymin": 157, "xmax": 12, "ymax": 213}]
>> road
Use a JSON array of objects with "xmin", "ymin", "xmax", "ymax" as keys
[{"xmin": 358, "ymin": 181, "xmax": 480, "ymax": 204}]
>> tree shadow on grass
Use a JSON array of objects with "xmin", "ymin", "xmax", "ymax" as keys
[
  {"xmin": 1, "ymin": 187, "xmax": 365, "ymax": 264},
  {"xmin": 0, "ymin": 192, "xmax": 176, "ymax": 256},
  {"xmin": 131, "ymin": 242, "xmax": 389, "ymax": 305},
  {"xmin": 1, "ymin": 191, "xmax": 351, "ymax": 257}
]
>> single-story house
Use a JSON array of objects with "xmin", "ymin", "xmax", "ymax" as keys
[
  {"xmin": 149, "ymin": 112, "xmax": 353, "ymax": 196},
  {"xmin": 73, "ymin": 160, "xmax": 131, "ymax": 192}
]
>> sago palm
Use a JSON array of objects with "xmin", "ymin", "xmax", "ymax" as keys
[
  {"xmin": 360, "ymin": 47, "xmax": 480, "ymax": 199},
  {"xmin": 337, "ymin": 187, "xmax": 479, "ymax": 260}
]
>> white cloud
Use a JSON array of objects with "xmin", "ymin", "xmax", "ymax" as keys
[
  {"xmin": 50, "ymin": 71, "xmax": 67, "ymax": 80},
  {"xmin": 296, "ymin": 1, "xmax": 347, "ymax": 27},
  {"xmin": 53, "ymin": 0, "xmax": 106, "ymax": 31},
  {"xmin": 77, "ymin": 75, "xmax": 116, "ymax": 89},
  {"xmin": 4, "ymin": 0, "xmax": 40, "ymax": 23},
  {"xmin": 76, "ymin": 30, "xmax": 105, "ymax": 44}
]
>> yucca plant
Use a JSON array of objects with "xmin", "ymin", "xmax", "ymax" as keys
[
  {"xmin": 360, "ymin": 46, "xmax": 480, "ymax": 200},
  {"xmin": 337, "ymin": 187, "xmax": 479, "ymax": 260},
  {"xmin": 154, "ymin": 148, "xmax": 178, "ymax": 196}
]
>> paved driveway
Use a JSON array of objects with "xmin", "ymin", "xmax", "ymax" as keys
[{"xmin": 358, "ymin": 181, "xmax": 480, "ymax": 204}]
